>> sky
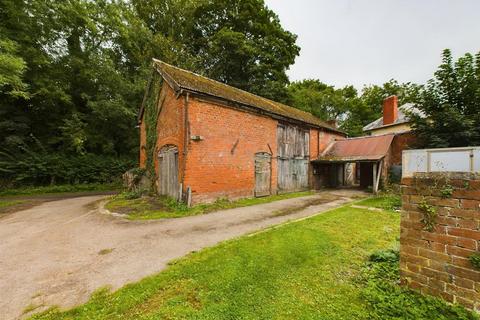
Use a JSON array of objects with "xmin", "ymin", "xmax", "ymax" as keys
[{"xmin": 264, "ymin": 0, "xmax": 480, "ymax": 90}]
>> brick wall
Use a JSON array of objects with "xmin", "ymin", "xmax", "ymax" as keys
[
  {"xmin": 184, "ymin": 96, "xmax": 279, "ymax": 204},
  {"xmin": 391, "ymin": 132, "xmax": 416, "ymax": 165},
  {"xmin": 184, "ymin": 96, "xmax": 345, "ymax": 203},
  {"xmin": 400, "ymin": 173, "xmax": 480, "ymax": 312}
]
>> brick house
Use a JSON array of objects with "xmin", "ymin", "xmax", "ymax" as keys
[
  {"xmin": 138, "ymin": 60, "xmax": 345, "ymax": 204},
  {"xmin": 364, "ymin": 95, "xmax": 423, "ymax": 167}
]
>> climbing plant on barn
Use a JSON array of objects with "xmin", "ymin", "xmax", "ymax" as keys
[{"xmin": 143, "ymin": 71, "xmax": 163, "ymax": 190}]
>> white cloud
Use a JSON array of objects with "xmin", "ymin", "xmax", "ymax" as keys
[{"xmin": 265, "ymin": 0, "xmax": 480, "ymax": 89}]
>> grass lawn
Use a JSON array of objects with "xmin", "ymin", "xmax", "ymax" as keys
[
  {"xmin": 106, "ymin": 191, "xmax": 315, "ymax": 220},
  {"xmin": 0, "ymin": 183, "xmax": 121, "ymax": 197},
  {"xmin": 31, "ymin": 201, "xmax": 477, "ymax": 319},
  {"xmin": 355, "ymin": 193, "xmax": 401, "ymax": 211}
]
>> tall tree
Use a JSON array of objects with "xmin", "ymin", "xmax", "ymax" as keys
[
  {"xmin": 409, "ymin": 49, "xmax": 480, "ymax": 148},
  {"xmin": 188, "ymin": 0, "xmax": 300, "ymax": 102},
  {"xmin": 287, "ymin": 79, "xmax": 421, "ymax": 137},
  {"xmin": 287, "ymin": 79, "xmax": 358, "ymax": 123},
  {"xmin": 0, "ymin": 37, "xmax": 30, "ymax": 148},
  {"xmin": 341, "ymin": 80, "xmax": 421, "ymax": 136}
]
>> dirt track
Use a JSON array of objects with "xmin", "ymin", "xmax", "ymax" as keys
[{"xmin": 0, "ymin": 190, "xmax": 365, "ymax": 319}]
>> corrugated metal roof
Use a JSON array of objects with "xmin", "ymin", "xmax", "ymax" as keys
[
  {"xmin": 151, "ymin": 59, "xmax": 343, "ymax": 133},
  {"xmin": 314, "ymin": 134, "xmax": 395, "ymax": 163},
  {"xmin": 363, "ymin": 103, "xmax": 425, "ymax": 132}
]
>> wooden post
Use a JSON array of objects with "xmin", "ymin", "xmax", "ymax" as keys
[
  {"xmin": 186, "ymin": 186, "xmax": 192, "ymax": 207},
  {"xmin": 373, "ymin": 160, "xmax": 383, "ymax": 194}
]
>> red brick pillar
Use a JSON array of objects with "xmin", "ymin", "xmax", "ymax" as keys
[{"xmin": 400, "ymin": 173, "xmax": 480, "ymax": 312}]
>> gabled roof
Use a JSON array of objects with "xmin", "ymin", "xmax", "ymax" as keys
[
  {"xmin": 149, "ymin": 59, "xmax": 343, "ymax": 134},
  {"xmin": 363, "ymin": 103, "xmax": 424, "ymax": 132},
  {"xmin": 313, "ymin": 134, "xmax": 395, "ymax": 163}
]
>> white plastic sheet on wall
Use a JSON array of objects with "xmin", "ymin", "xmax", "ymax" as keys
[{"xmin": 402, "ymin": 147, "xmax": 480, "ymax": 177}]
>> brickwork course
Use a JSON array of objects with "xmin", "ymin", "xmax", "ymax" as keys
[{"xmin": 400, "ymin": 172, "xmax": 480, "ymax": 312}]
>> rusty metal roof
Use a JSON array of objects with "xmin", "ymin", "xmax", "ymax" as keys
[
  {"xmin": 151, "ymin": 59, "xmax": 343, "ymax": 134},
  {"xmin": 313, "ymin": 134, "xmax": 395, "ymax": 163}
]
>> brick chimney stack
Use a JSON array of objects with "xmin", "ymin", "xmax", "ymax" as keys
[{"xmin": 383, "ymin": 95, "xmax": 398, "ymax": 125}]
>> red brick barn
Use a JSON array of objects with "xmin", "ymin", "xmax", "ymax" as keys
[{"xmin": 138, "ymin": 60, "xmax": 345, "ymax": 204}]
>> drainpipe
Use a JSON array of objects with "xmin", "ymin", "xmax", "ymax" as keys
[
  {"xmin": 183, "ymin": 92, "xmax": 190, "ymax": 182},
  {"xmin": 317, "ymin": 129, "xmax": 321, "ymax": 157}
]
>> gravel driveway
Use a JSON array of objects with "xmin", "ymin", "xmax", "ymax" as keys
[{"xmin": 0, "ymin": 190, "xmax": 365, "ymax": 319}]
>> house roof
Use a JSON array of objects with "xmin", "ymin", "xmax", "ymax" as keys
[
  {"xmin": 363, "ymin": 103, "xmax": 424, "ymax": 132},
  {"xmin": 313, "ymin": 134, "xmax": 395, "ymax": 163},
  {"xmin": 149, "ymin": 59, "xmax": 343, "ymax": 133}
]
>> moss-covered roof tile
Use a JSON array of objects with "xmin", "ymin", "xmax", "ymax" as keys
[{"xmin": 153, "ymin": 59, "xmax": 342, "ymax": 133}]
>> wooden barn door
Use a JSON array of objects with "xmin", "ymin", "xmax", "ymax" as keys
[
  {"xmin": 277, "ymin": 124, "xmax": 310, "ymax": 192},
  {"xmin": 254, "ymin": 152, "xmax": 271, "ymax": 197},
  {"xmin": 158, "ymin": 145, "xmax": 179, "ymax": 199}
]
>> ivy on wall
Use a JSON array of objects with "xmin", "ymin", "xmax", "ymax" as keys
[
  {"xmin": 470, "ymin": 253, "xmax": 480, "ymax": 270},
  {"xmin": 418, "ymin": 200, "xmax": 437, "ymax": 232},
  {"xmin": 143, "ymin": 71, "xmax": 163, "ymax": 190},
  {"xmin": 411, "ymin": 174, "xmax": 453, "ymax": 232}
]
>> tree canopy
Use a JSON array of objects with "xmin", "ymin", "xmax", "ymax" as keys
[
  {"xmin": 409, "ymin": 49, "xmax": 480, "ymax": 148},
  {"xmin": 189, "ymin": 0, "xmax": 300, "ymax": 102},
  {"xmin": 287, "ymin": 79, "xmax": 422, "ymax": 136},
  {"xmin": 0, "ymin": 0, "xmax": 300, "ymax": 156},
  {"xmin": 0, "ymin": 0, "xmax": 300, "ymax": 186}
]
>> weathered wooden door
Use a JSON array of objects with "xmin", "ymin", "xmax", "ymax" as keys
[
  {"xmin": 158, "ymin": 145, "xmax": 179, "ymax": 199},
  {"xmin": 254, "ymin": 152, "xmax": 271, "ymax": 197},
  {"xmin": 277, "ymin": 124, "xmax": 310, "ymax": 192}
]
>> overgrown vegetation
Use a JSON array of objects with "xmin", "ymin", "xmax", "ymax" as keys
[
  {"xmin": 0, "ymin": 183, "xmax": 120, "ymax": 197},
  {"xmin": 440, "ymin": 184, "xmax": 454, "ymax": 198},
  {"xmin": 30, "ymin": 205, "xmax": 476, "ymax": 319},
  {"xmin": 0, "ymin": 149, "xmax": 133, "ymax": 189},
  {"xmin": 360, "ymin": 249, "xmax": 477, "ymax": 320},
  {"xmin": 143, "ymin": 72, "xmax": 162, "ymax": 186},
  {"xmin": 106, "ymin": 191, "xmax": 314, "ymax": 220},
  {"xmin": 470, "ymin": 253, "xmax": 480, "ymax": 270},
  {"xmin": 418, "ymin": 200, "xmax": 438, "ymax": 232}
]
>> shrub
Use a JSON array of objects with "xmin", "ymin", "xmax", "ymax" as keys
[
  {"xmin": 165, "ymin": 196, "xmax": 189, "ymax": 212},
  {"xmin": 122, "ymin": 190, "xmax": 144, "ymax": 200},
  {"xmin": 0, "ymin": 151, "xmax": 135, "ymax": 189},
  {"xmin": 369, "ymin": 249, "xmax": 400, "ymax": 263}
]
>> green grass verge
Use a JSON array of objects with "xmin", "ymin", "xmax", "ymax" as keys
[
  {"xmin": 30, "ymin": 205, "xmax": 476, "ymax": 319},
  {"xmin": 0, "ymin": 183, "xmax": 121, "ymax": 197},
  {"xmin": 356, "ymin": 193, "xmax": 401, "ymax": 211},
  {"xmin": 106, "ymin": 191, "xmax": 315, "ymax": 220},
  {"xmin": 0, "ymin": 200, "xmax": 24, "ymax": 209}
]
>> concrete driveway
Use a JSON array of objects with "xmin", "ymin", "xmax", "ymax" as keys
[{"xmin": 0, "ymin": 189, "xmax": 366, "ymax": 319}]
